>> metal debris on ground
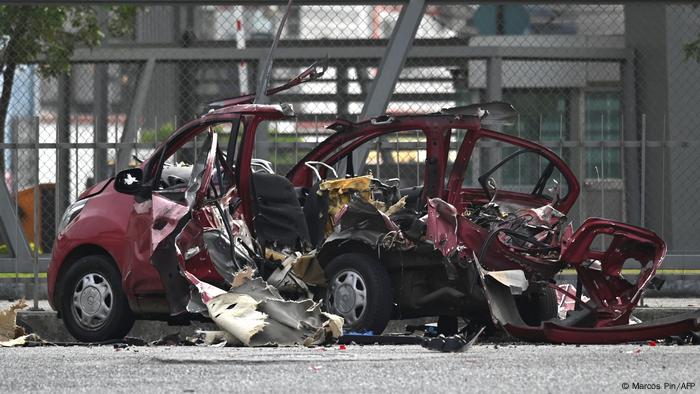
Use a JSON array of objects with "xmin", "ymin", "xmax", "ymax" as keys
[
  {"xmin": 0, "ymin": 300, "xmax": 30, "ymax": 347},
  {"xmin": 184, "ymin": 269, "xmax": 343, "ymax": 347},
  {"xmin": 421, "ymin": 327, "xmax": 485, "ymax": 353}
]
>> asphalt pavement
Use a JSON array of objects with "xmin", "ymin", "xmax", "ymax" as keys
[
  {"xmin": 2, "ymin": 299, "xmax": 699, "ymax": 393},
  {"xmin": 0, "ymin": 343, "xmax": 698, "ymax": 393}
]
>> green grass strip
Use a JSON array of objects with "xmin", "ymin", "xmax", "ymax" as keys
[{"xmin": 0, "ymin": 272, "xmax": 48, "ymax": 279}]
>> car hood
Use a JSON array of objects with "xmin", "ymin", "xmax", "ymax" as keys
[{"xmin": 78, "ymin": 178, "xmax": 113, "ymax": 200}]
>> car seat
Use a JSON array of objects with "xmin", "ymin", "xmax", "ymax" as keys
[{"xmin": 250, "ymin": 172, "xmax": 312, "ymax": 251}]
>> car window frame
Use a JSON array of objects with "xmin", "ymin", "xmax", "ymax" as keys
[
  {"xmin": 447, "ymin": 127, "xmax": 579, "ymax": 214},
  {"xmin": 145, "ymin": 116, "xmax": 242, "ymax": 194}
]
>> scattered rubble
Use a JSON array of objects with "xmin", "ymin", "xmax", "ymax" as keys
[
  {"xmin": 183, "ymin": 269, "xmax": 342, "ymax": 347},
  {"xmin": 0, "ymin": 300, "xmax": 29, "ymax": 347}
]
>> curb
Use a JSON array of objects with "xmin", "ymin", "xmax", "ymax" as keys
[
  {"xmin": 17, "ymin": 307, "xmax": 699, "ymax": 343},
  {"xmin": 16, "ymin": 310, "xmax": 218, "ymax": 343}
]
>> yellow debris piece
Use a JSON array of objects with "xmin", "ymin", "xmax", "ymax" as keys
[{"xmin": 320, "ymin": 175, "xmax": 373, "ymax": 232}]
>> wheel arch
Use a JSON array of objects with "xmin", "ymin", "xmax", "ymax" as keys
[
  {"xmin": 317, "ymin": 239, "xmax": 378, "ymax": 269},
  {"xmin": 54, "ymin": 244, "xmax": 119, "ymax": 308}
]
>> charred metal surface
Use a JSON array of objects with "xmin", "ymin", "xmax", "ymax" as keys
[
  {"xmin": 202, "ymin": 230, "xmax": 255, "ymax": 284},
  {"xmin": 186, "ymin": 272, "xmax": 342, "ymax": 347},
  {"xmin": 150, "ymin": 212, "xmax": 192, "ymax": 316}
]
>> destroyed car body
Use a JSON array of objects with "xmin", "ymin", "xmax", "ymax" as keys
[
  {"xmin": 47, "ymin": 62, "xmax": 335, "ymax": 342},
  {"xmin": 48, "ymin": 60, "xmax": 699, "ymax": 344},
  {"xmin": 284, "ymin": 106, "xmax": 699, "ymax": 343}
]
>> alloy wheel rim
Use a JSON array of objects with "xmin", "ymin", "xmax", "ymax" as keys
[
  {"xmin": 71, "ymin": 273, "xmax": 113, "ymax": 330},
  {"xmin": 327, "ymin": 269, "xmax": 367, "ymax": 325}
]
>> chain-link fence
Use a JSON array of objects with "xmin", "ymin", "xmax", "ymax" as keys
[{"xmin": 1, "ymin": 2, "xmax": 699, "ymax": 298}]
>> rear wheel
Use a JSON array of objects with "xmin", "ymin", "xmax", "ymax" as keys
[
  {"xmin": 516, "ymin": 285, "xmax": 558, "ymax": 326},
  {"xmin": 324, "ymin": 253, "xmax": 392, "ymax": 334},
  {"xmin": 58, "ymin": 254, "xmax": 134, "ymax": 342}
]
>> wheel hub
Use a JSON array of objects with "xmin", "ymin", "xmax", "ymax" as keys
[
  {"xmin": 72, "ymin": 273, "xmax": 113, "ymax": 330},
  {"xmin": 327, "ymin": 269, "xmax": 368, "ymax": 325},
  {"xmin": 334, "ymin": 284, "xmax": 357, "ymax": 314},
  {"xmin": 79, "ymin": 287, "xmax": 101, "ymax": 315}
]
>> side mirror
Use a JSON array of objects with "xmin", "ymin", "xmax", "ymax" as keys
[{"xmin": 114, "ymin": 168, "xmax": 144, "ymax": 195}]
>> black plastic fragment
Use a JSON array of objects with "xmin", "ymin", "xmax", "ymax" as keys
[{"xmin": 421, "ymin": 327, "xmax": 485, "ymax": 353}]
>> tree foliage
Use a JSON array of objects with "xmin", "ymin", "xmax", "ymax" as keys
[
  {"xmin": 0, "ymin": 5, "xmax": 136, "ymax": 172},
  {"xmin": 0, "ymin": 5, "xmax": 136, "ymax": 77}
]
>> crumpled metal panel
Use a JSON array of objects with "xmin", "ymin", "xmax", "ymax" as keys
[{"xmin": 186, "ymin": 270, "xmax": 343, "ymax": 346}]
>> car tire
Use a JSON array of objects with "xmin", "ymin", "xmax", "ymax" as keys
[
  {"xmin": 516, "ymin": 285, "xmax": 558, "ymax": 326},
  {"xmin": 323, "ymin": 253, "xmax": 392, "ymax": 334},
  {"xmin": 58, "ymin": 254, "xmax": 135, "ymax": 342}
]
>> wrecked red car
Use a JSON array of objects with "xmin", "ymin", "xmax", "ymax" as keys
[
  {"xmin": 285, "ymin": 107, "xmax": 700, "ymax": 344},
  {"xmin": 48, "ymin": 60, "xmax": 699, "ymax": 344}
]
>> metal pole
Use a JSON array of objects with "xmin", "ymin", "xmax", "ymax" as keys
[
  {"xmin": 75, "ymin": 121, "xmax": 79, "ymax": 201},
  {"xmin": 415, "ymin": 130, "xmax": 420, "ymax": 186},
  {"xmin": 354, "ymin": 0, "xmax": 427, "ymax": 173},
  {"xmin": 661, "ymin": 114, "xmax": 666, "ymax": 240},
  {"xmin": 518, "ymin": 114, "xmax": 522, "ymax": 191},
  {"xmin": 600, "ymin": 113, "xmax": 605, "ymax": 221},
  {"xmin": 56, "ymin": 73, "xmax": 71, "ymax": 220},
  {"xmin": 395, "ymin": 133, "xmax": 400, "ymax": 181},
  {"xmin": 154, "ymin": 115, "xmax": 158, "ymax": 151},
  {"xmin": 273, "ymin": 122, "xmax": 278, "ymax": 173},
  {"xmin": 486, "ymin": 57, "xmax": 503, "ymax": 102},
  {"xmin": 559, "ymin": 114, "xmax": 563, "ymax": 186},
  {"xmin": 113, "ymin": 119, "xmax": 118, "ymax": 177},
  {"xmin": 94, "ymin": 63, "xmax": 109, "ymax": 182},
  {"xmin": 12, "ymin": 120, "xmax": 19, "ymax": 284},
  {"xmin": 619, "ymin": 112, "xmax": 626, "ymax": 223},
  {"xmin": 484, "ymin": 56, "xmax": 503, "ymax": 175},
  {"xmin": 621, "ymin": 52, "xmax": 638, "ymax": 227},
  {"xmin": 640, "ymin": 114, "xmax": 646, "ymax": 228},
  {"xmin": 55, "ymin": 117, "xmax": 60, "ymax": 237},
  {"xmin": 32, "ymin": 116, "xmax": 41, "ymax": 311},
  {"xmin": 117, "ymin": 58, "xmax": 156, "ymax": 171},
  {"xmin": 254, "ymin": 0, "xmax": 294, "ymax": 105},
  {"xmin": 294, "ymin": 127, "xmax": 298, "ymax": 166}
]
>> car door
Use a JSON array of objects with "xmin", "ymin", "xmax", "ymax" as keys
[
  {"xmin": 447, "ymin": 128, "xmax": 579, "ymax": 215},
  {"xmin": 147, "ymin": 131, "xmax": 219, "ymax": 314},
  {"xmin": 121, "ymin": 123, "xmax": 227, "ymax": 302}
]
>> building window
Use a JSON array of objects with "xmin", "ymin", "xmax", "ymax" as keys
[
  {"xmin": 502, "ymin": 89, "xmax": 569, "ymax": 142},
  {"xmin": 584, "ymin": 91, "xmax": 621, "ymax": 179}
]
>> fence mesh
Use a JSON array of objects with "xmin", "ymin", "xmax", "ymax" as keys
[{"xmin": 1, "ymin": 3, "xmax": 699, "ymax": 278}]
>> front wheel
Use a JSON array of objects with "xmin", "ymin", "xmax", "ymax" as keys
[
  {"xmin": 324, "ymin": 253, "xmax": 393, "ymax": 334},
  {"xmin": 58, "ymin": 254, "xmax": 134, "ymax": 342}
]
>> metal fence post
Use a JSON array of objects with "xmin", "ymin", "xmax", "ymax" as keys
[
  {"xmin": 354, "ymin": 0, "xmax": 426, "ymax": 173},
  {"xmin": 486, "ymin": 56, "xmax": 503, "ymax": 102},
  {"xmin": 117, "ymin": 58, "xmax": 156, "ymax": 171},
  {"xmin": 32, "ymin": 116, "xmax": 42, "ymax": 311},
  {"xmin": 640, "ymin": 113, "xmax": 646, "ymax": 228}
]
